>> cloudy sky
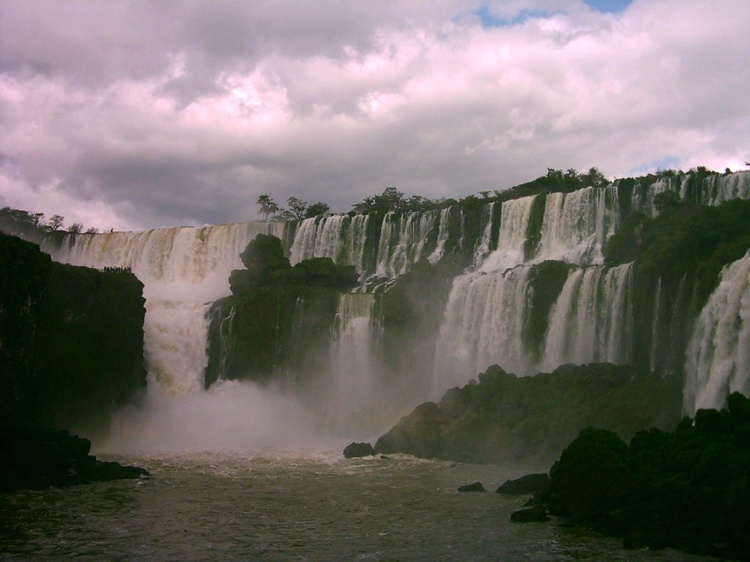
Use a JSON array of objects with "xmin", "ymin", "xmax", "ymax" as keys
[{"xmin": 1, "ymin": 0, "xmax": 748, "ymax": 231}]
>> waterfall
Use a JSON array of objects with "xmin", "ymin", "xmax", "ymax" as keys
[
  {"xmin": 541, "ymin": 263, "xmax": 633, "ymax": 371},
  {"xmin": 472, "ymin": 202, "xmax": 496, "ymax": 268},
  {"xmin": 684, "ymin": 252, "xmax": 750, "ymax": 413},
  {"xmin": 433, "ymin": 265, "xmax": 534, "ymax": 394},
  {"xmin": 534, "ymin": 186, "xmax": 620, "ymax": 265},
  {"xmin": 375, "ymin": 210, "xmax": 441, "ymax": 278},
  {"xmin": 46, "ymin": 221, "xmax": 288, "ymax": 395},
  {"xmin": 325, "ymin": 293, "xmax": 384, "ymax": 432},
  {"xmin": 479, "ymin": 196, "xmax": 536, "ymax": 273},
  {"xmin": 700, "ymin": 170, "xmax": 750, "ymax": 206},
  {"xmin": 289, "ymin": 214, "xmax": 370, "ymax": 273},
  {"xmin": 428, "ymin": 207, "xmax": 454, "ymax": 264}
]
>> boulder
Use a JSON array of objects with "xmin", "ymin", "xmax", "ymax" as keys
[
  {"xmin": 511, "ymin": 505, "xmax": 548, "ymax": 523},
  {"xmin": 496, "ymin": 473, "xmax": 550, "ymax": 495},
  {"xmin": 343, "ymin": 442, "xmax": 376, "ymax": 458},
  {"xmin": 457, "ymin": 482, "xmax": 485, "ymax": 492}
]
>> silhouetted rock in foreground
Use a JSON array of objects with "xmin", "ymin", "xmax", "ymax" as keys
[
  {"xmin": 343, "ymin": 442, "xmax": 376, "ymax": 458},
  {"xmin": 510, "ymin": 505, "xmax": 548, "ymax": 523},
  {"xmin": 0, "ymin": 424, "xmax": 149, "ymax": 493},
  {"xmin": 496, "ymin": 473, "xmax": 550, "ymax": 495},
  {"xmin": 531, "ymin": 392, "xmax": 750, "ymax": 561}
]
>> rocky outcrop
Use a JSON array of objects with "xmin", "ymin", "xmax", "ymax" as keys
[
  {"xmin": 457, "ymin": 482, "xmax": 485, "ymax": 492},
  {"xmin": 0, "ymin": 424, "xmax": 149, "ymax": 493},
  {"xmin": 343, "ymin": 442, "xmax": 376, "ymax": 458},
  {"xmin": 375, "ymin": 363, "xmax": 682, "ymax": 466},
  {"xmin": 496, "ymin": 473, "xmax": 550, "ymax": 495},
  {"xmin": 510, "ymin": 505, "xmax": 548, "ymax": 523},
  {"xmin": 534, "ymin": 392, "xmax": 750, "ymax": 560},
  {"xmin": 0, "ymin": 232, "xmax": 147, "ymax": 432},
  {"xmin": 206, "ymin": 234, "xmax": 359, "ymax": 387}
]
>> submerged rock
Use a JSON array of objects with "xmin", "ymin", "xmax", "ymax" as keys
[
  {"xmin": 343, "ymin": 442, "xmax": 376, "ymax": 458},
  {"xmin": 457, "ymin": 482, "xmax": 485, "ymax": 492}
]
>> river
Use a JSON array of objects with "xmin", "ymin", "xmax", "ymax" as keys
[{"xmin": 0, "ymin": 450, "xmax": 715, "ymax": 561}]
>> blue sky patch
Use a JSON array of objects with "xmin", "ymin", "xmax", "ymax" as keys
[
  {"xmin": 629, "ymin": 156, "xmax": 682, "ymax": 176},
  {"xmin": 584, "ymin": 0, "xmax": 633, "ymax": 14},
  {"xmin": 475, "ymin": 5, "xmax": 552, "ymax": 28},
  {"xmin": 476, "ymin": 1, "xmax": 633, "ymax": 28}
]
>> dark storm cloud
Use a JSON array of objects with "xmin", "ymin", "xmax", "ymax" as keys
[{"xmin": 1, "ymin": 0, "xmax": 749, "ymax": 231}]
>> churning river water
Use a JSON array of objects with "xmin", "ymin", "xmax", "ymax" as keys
[{"xmin": 0, "ymin": 450, "xmax": 716, "ymax": 561}]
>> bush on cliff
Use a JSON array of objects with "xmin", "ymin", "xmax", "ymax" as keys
[{"xmin": 229, "ymin": 234, "xmax": 358, "ymax": 295}]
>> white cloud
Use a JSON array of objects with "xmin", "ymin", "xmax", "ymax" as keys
[{"xmin": 1, "ymin": 0, "xmax": 748, "ymax": 230}]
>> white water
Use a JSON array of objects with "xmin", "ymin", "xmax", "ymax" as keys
[
  {"xmin": 375, "ymin": 210, "xmax": 440, "ymax": 278},
  {"xmin": 479, "ymin": 196, "xmax": 536, "ymax": 273},
  {"xmin": 322, "ymin": 293, "xmax": 386, "ymax": 434},
  {"xmin": 541, "ymin": 263, "xmax": 633, "ymax": 371},
  {"xmin": 34, "ymin": 170, "xmax": 750, "ymax": 448},
  {"xmin": 472, "ymin": 202, "xmax": 496, "ymax": 268},
  {"xmin": 433, "ymin": 266, "xmax": 534, "ymax": 393},
  {"xmin": 700, "ymin": 170, "xmax": 750, "ymax": 206},
  {"xmin": 46, "ymin": 222, "xmax": 288, "ymax": 396},
  {"xmin": 534, "ymin": 185, "xmax": 619, "ymax": 265},
  {"xmin": 684, "ymin": 252, "xmax": 750, "ymax": 413},
  {"xmin": 289, "ymin": 214, "xmax": 370, "ymax": 273}
]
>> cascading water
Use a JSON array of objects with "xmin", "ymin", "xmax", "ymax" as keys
[
  {"xmin": 375, "ymin": 210, "xmax": 440, "ymax": 278},
  {"xmin": 324, "ymin": 292, "xmax": 385, "ymax": 434},
  {"xmin": 700, "ymin": 170, "xmax": 750, "ymax": 206},
  {"xmin": 534, "ymin": 185, "xmax": 619, "ymax": 265},
  {"xmin": 472, "ymin": 202, "xmax": 496, "ymax": 268},
  {"xmin": 46, "ymin": 222, "xmax": 288, "ymax": 395},
  {"xmin": 479, "ymin": 195, "xmax": 536, "ymax": 272},
  {"xmin": 684, "ymin": 252, "xmax": 750, "ymax": 413},
  {"xmin": 289, "ymin": 214, "xmax": 370, "ymax": 273},
  {"xmin": 540, "ymin": 263, "xmax": 633, "ymax": 371},
  {"xmin": 433, "ymin": 266, "xmax": 534, "ymax": 394},
  {"xmin": 27, "ymin": 169, "xmax": 750, "ymax": 447}
]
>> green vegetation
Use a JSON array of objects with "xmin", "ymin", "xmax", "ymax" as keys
[
  {"xmin": 229, "ymin": 233, "xmax": 358, "ymax": 294},
  {"xmin": 605, "ymin": 198, "xmax": 750, "ymax": 306}
]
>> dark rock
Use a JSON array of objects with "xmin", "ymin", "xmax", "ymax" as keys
[
  {"xmin": 457, "ymin": 482, "xmax": 485, "ymax": 492},
  {"xmin": 343, "ymin": 442, "xmax": 376, "ymax": 458},
  {"xmin": 374, "ymin": 363, "xmax": 683, "ymax": 466},
  {"xmin": 496, "ymin": 473, "xmax": 550, "ymax": 495},
  {"xmin": 0, "ymin": 424, "xmax": 149, "ymax": 493},
  {"xmin": 511, "ymin": 505, "xmax": 548, "ymax": 523}
]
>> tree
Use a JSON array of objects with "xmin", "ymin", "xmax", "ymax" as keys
[
  {"xmin": 85, "ymin": 227, "xmax": 99, "ymax": 234},
  {"xmin": 352, "ymin": 186, "xmax": 406, "ymax": 214},
  {"xmin": 305, "ymin": 202, "xmax": 330, "ymax": 218},
  {"xmin": 256, "ymin": 194, "xmax": 279, "ymax": 221},
  {"xmin": 286, "ymin": 197, "xmax": 308, "ymax": 220},
  {"xmin": 48, "ymin": 215, "xmax": 65, "ymax": 230},
  {"xmin": 68, "ymin": 223, "xmax": 83, "ymax": 234}
]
